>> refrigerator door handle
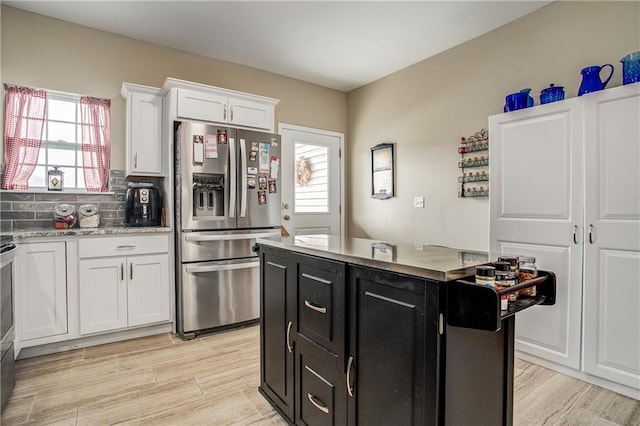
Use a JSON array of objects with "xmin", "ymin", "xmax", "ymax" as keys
[
  {"xmin": 240, "ymin": 138, "xmax": 248, "ymax": 217},
  {"xmin": 184, "ymin": 231, "xmax": 280, "ymax": 242},
  {"xmin": 185, "ymin": 261, "xmax": 259, "ymax": 274},
  {"xmin": 229, "ymin": 137, "xmax": 236, "ymax": 218}
]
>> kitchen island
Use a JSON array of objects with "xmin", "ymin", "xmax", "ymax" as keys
[{"xmin": 256, "ymin": 235, "xmax": 555, "ymax": 426}]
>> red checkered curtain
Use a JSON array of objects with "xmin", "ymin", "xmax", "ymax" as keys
[
  {"xmin": 80, "ymin": 96, "xmax": 111, "ymax": 192},
  {"xmin": 1, "ymin": 85, "xmax": 47, "ymax": 190}
]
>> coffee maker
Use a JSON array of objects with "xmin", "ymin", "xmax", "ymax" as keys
[{"xmin": 125, "ymin": 183, "xmax": 162, "ymax": 227}]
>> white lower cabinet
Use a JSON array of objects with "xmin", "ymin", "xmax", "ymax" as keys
[
  {"xmin": 490, "ymin": 83, "xmax": 640, "ymax": 397},
  {"xmin": 79, "ymin": 236, "xmax": 170, "ymax": 335},
  {"xmin": 79, "ymin": 257, "xmax": 128, "ymax": 334},
  {"xmin": 18, "ymin": 241, "xmax": 68, "ymax": 341},
  {"xmin": 582, "ymin": 85, "xmax": 640, "ymax": 391}
]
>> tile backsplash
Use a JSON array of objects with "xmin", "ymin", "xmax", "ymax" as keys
[{"xmin": 0, "ymin": 170, "xmax": 163, "ymax": 233}]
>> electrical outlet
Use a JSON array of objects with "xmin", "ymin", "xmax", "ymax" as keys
[{"xmin": 414, "ymin": 196, "xmax": 424, "ymax": 208}]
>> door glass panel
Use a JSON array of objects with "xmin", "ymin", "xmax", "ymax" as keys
[{"xmin": 295, "ymin": 143, "xmax": 329, "ymax": 213}]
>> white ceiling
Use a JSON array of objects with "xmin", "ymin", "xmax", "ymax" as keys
[{"xmin": 4, "ymin": 1, "xmax": 552, "ymax": 92}]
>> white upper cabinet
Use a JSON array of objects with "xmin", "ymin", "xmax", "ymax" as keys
[
  {"xmin": 177, "ymin": 88, "xmax": 227, "ymax": 123},
  {"xmin": 165, "ymin": 78, "xmax": 278, "ymax": 132},
  {"xmin": 121, "ymin": 83, "xmax": 164, "ymax": 177}
]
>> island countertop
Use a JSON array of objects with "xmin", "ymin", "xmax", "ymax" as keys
[{"xmin": 257, "ymin": 234, "xmax": 491, "ymax": 282}]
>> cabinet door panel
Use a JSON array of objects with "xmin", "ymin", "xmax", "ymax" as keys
[
  {"xmin": 498, "ymin": 112, "xmax": 573, "ymax": 219},
  {"xmin": 19, "ymin": 242, "xmax": 68, "ymax": 340},
  {"xmin": 79, "ymin": 258, "xmax": 128, "ymax": 335},
  {"xmin": 490, "ymin": 100, "xmax": 584, "ymax": 369},
  {"xmin": 260, "ymin": 247, "xmax": 294, "ymax": 422},
  {"xmin": 129, "ymin": 91, "xmax": 162, "ymax": 175},
  {"xmin": 584, "ymin": 250, "xmax": 640, "ymax": 388},
  {"xmin": 500, "ymin": 241, "xmax": 582, "ymax": 369},
  {"xmin": 229, "ymin": 98, "xmax": 273, "ymax": 130},
  {"xmin": 128, "ymin": 254, "xmax": 170, "ymax": 327},
  {"xmin": 349, "ymin": 267, "xmax": 435, "ymax": 426},
  {"xmin": 584, "ymin": 85, "xmax": 640, "ymax": 389},
  {"xmin": 177, "ymin": 88, "xmax": 227, "ymax": 123}
]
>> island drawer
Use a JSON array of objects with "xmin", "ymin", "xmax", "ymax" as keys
[
  {"xmin": 296, "ymin": 335, "xmax": 346, "ymax": 426},
  {"xmin": 294, "ymin": 253, "xmax": 345, "ymax": 359},
  {"xmin": 78, "ymin": 234, "xmax": 169, "ymax": 258}
]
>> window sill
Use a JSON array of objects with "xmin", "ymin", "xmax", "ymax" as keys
[{"xmin": 1, "ymin": 189, "xmax": 115, "ymax": 195}]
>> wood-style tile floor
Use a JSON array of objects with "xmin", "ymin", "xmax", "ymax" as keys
[{"xmin": 2, "ymin": 324, "xmax": 638, "ymax": 425}]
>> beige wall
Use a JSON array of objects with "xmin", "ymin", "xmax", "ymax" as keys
[
  {"xmin": 0, "ymin": 5, "xmax": 347, "ymax": 170},
  {"xmin": 346, "ymin": 1, "xmax": 640, "ymax": 251}
]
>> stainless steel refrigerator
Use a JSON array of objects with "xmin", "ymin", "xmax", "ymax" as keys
[{"xmin": 175, "ymin": 121, "xmax": 281, "ymax": 338}]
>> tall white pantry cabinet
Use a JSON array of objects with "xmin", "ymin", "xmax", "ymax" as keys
[{"xmin": 489, "ymin": 83, "xmax": 640, "ymax": 399}]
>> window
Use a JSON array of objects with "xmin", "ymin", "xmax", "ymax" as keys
[
  {"xmin": 27, "ymin": 94, "xmax": 86, "ymax": 189},
  {"xmin": 294, "ymin": 143, "xmax": 329, "ymax": 213}
]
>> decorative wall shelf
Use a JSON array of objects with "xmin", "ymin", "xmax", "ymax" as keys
[{"xmin": 458, "ymin": 129, "xmax": 489, "ymax": 198}]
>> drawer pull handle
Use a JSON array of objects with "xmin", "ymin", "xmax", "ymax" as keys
[
  {"xmin": 304, "ymin": 300, "xmax": 327, "ymax": 314},
  {"xmin": 346, "ymin": 356, "xmax": 354, "ymax": 397},
  {"xmin": 117, "ymin": 244, "xmax": 136, "ymax": 249},
  {"xmin": 307, "ymin": 393, "xmax": 329, "ymax": 414},
  {"xmin": 286, "ymin": 321, "xmax": 293, "ymax": 354}
]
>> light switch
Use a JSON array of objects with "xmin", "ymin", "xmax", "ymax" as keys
[{"xmin": 414, "ymin": 196, "xmax": 424, "ymax": 208}]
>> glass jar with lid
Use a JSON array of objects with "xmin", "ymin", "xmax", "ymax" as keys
[
  {"xmin": 518, "ymin": 256, "xmax": 538, "ymax": 296},
  {"xmin": 475, "ymin": 265, "xmax": 496, "ymax": 287},
  {"xmin": 495, "ymin": 261, "xmax": 518, "ymax": 304}
]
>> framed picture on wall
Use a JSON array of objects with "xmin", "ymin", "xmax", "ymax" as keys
[{"xmin": 371, "ymin": 143, "xmax": 394, "ymax": 199}]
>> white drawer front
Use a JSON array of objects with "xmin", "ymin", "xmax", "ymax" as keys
[{"xmin": 79, "ymin": 234, "xmax": 169, "ymax": 258}]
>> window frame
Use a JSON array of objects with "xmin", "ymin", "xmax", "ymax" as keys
[{"xmin": 28, "ymin": 91, "xmax": 86, "ymax": 191}]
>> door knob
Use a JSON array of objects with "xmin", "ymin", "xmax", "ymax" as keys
[{"xmin": 283, "ymin": 215, "xmax": 291, "ymax": 220}]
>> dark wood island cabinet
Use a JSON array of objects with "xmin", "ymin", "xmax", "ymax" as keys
[{"xmin": 257, "ymin": 236, "xmax": 555, "ymax": 426}]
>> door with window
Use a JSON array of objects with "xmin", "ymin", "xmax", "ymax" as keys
[{"xmin": 279, "ymin": 124, "xmax": 343, "ymax": 236}]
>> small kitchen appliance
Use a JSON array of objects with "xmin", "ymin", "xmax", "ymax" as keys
[{"xmin": 125, "ymin": 183, "xmax": 162, "ymax": 227}]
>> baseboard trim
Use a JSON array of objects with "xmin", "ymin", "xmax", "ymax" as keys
[
  {"xmin": 16, "ymin": 322, "xmax": 173, "ymax": 359},
  {"xmin": 516, "ymin": 351, "xmax": 639, "ymax": 401}
]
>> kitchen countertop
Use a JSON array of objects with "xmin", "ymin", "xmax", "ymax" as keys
[
  {"xmin": 257, "ymin": 234, "xmax": 492, "ymax": 282},
  {"xmin": 7, "ymin": 226, "xmax": 171, "ymax": 240}
]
